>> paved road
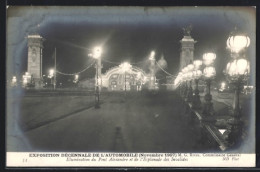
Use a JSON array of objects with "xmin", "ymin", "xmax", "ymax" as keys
[{"xmin": 13, "ymin": 91, "xmax": 214, "ymax": 152}]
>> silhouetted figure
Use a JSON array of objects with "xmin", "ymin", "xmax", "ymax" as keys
[{"xmin": 112, "ymin": 126, "xmax": 127, "ymax": 151}]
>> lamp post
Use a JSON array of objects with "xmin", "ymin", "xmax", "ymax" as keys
[
  {"xmin": 48, "ymin": 69, "xmax": 55, "ymax": 89},
  {"xmin": 73, "ymin": 74, "xmax": 79, "ymax": 88},
  {"xmin": 92, "ymin": 46, "xmax": 102, "ymax": 109},
  {"xmin": 202, "ymin": 52, "xmax": 216, "ymax": 116},
  {"xmin": 22, "ymin": 72, "xmax": 32, "ymax": 88},
  {"xmin": 149, "ymin": 51, "xmax": 156, "ymax": 90},
  {"xmin": 224, "ymin": 30, "xmax": 250, "ymax": 145},
  {"xmin": 186, "ymin": 64, "xmax": 194, "ymax": 102},
  {"xmin": 192, "ymin": 60, "xmax": 203, "ymax": 109},
  {"xmin": 174, "ymin": 72, "xmax": 183, "ymax": 94},
  {"xmin": 181, "ymin": 67, "xmax": 189, "ymax": 98},
  {"xmin": 11, "ymin": 76, "xmax": 17, "ymax": 87}
]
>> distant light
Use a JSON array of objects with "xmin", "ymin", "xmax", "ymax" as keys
[
  {"xmin": 149, "ymin": 51, "xmax": 155, "ymax": 60},
  {"xmin": 203, "ymin": 53, "xmax": 216, "ymax": 66},
  {"xmin": 193, "ymin": 60, "xmax": 202, "ymax": 69},
  {"xmin": 23, "ymin": 78, "xmax": 28, "ymax": 84},
  {"xmin": 151, "ymin": 51, "xmax": 155, "ymax": 56},
  {"xmin": 203, "ymin": 66, "xmax": 216, "ymax": 78},
  {"xmin": 143, "ymin": 76, "xmax": 147, "ymax": 82},
  {"xmin": 93, "ymin": 46, "xmax": 102, "ymax": 59},
  {"xmin": 120, "ymin": 62, "xmax": 132, "ymax": 72},
  {"xmin": 221, "ymin": 82, "xmax": 226, "ymax": 89},
  {"xmin": 49, "ymin": 69, "xmax": 54, "ymax": 76},
  {"xmin": 137, "ymin": 72, "xmax": 141, "ymax": 79},
  {"xmin": 12, "ymin": 76, "xmax": 17, "ymax": 84},
  {"xmin": 187, "ymin": 64, "xmax": 194, "ymax": 71}
]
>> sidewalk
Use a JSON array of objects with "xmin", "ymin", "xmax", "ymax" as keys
[{"xmin": 199, "ymin": 92, "xmax": 232, "ymax": 127}]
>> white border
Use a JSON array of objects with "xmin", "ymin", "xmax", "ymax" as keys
[{"xmin": 6, "ymin": 152, "xmax": 255, "ymax": 167}]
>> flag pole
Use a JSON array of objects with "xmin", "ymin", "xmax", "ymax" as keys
[{"xmin": 54, "ymin": 47, "xmax": 56, "ymax": 90}]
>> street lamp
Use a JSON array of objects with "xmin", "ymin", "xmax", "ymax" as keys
[
  {"xmin": 48, "ymin": 69, "xmax": 55, "ymax": 89},
  {"xmin": 185, "ymin": 64, "xmax": 194, "ymax": 103},
  {"xmin": 22, "ymin": 72, "xmax": 32, "ymax": 88},
  {"xmin": 226, "ymin": 33, "xmax": 250, "ymax": 54},
  {"xmin": 74, "ymin": 74, "xmax": 79, "ymax": 82},
  {"xmin": 192, "ymin": 60, "xmax": 203, "ymax": 109},
  {"xmin": 149, "ymin": 51, "xmax": 156, "ymax": 90},
  {"xmin": 202, "ymin": 52, "xmax": 216, "ymax": 116},
  {"xmin": 11, "ymin": 76, "xmax": 17, "ymax": 87},
  {"xmin": 149, "ymin": 51, "xmax": 155, "ymax": 60},
  {"xmin": 181, "ymin": 67, "xmax": 189, "ymax": 98},
  {"xmin": 174, "ymin": 72, "xmax": 182, "ymax": 89},
  {"xmin": 92, "ymin": 46, "xmax": 102, "ymax": 109},
  {"xmin": 49, "ymin": 69, "xmax": 54, "ymax": 77},
  {"xmin": 73, "ymin": 74, "xmax": 79, "ymax": 88},
  {"xmin": 120, "ymin": 62, "xmax": 132, "ymax": 97},
  {"xmin": 224, "ymin": 30, "xmax": 250, "ymax": 145}
]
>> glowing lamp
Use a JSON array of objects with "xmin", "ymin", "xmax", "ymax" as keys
[
  {"xmin": 120, "ymin": 62, "xmax": 132, "ymax": 72},
  {"xmin": 182, "ymin": 67, "xmax": 189, "ymax": 73},
  {"xmin": 137, "ymin": 72, "xmax": 141, "ymax": 79},
  {"xmin": 23, "ymin": 78, "xmax": 27, "ymax": 84},
  {"xmin": 49, "ymin": 69, "xmax": 54, "ymax": 76},
  {"xmin": 12, "ymin": 76, "xmax": 17, "ymax": 84},
  {"xmin": 193, "ymin": 60, "xmax": 202, "ymax": 70},
  {"xmin": 221, "ymin": 82, "xmax": 226, "ymax": 89},
  {"xmin": 203, "ymin": 53, "xmax": 216, "ymax": 66},
  {"xmin": 143, "ymin": 76, "xmax": 147, "ymax": 82},
  {"xmin": 227, "ymin": 35, "xmax": 250, "ymax": 53},
  {"xmin": 203, "ymin": 66, "xmax": 216, "ymax": 78},
  {"xmin": 187, "ymin": 64, "xmax": 194, "ymax": 71},
  {"xmin": 186, "ymin": 71, "xmax": 193, "ymax": 80},
  {"xmin": 149, "ymin": 51, "xmax": 155, "ymax": 60},
  {"xmin": 226, "ymin": 59, "xmax": 250, "ymax": 76},
  {"xmin": 93, "ymin": 46, "xmax": 102, "ymax": 59}
]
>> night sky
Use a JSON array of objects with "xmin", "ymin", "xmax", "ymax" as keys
[{"xmin": 7, "ymin": 6, "xmax": 256, "ymax": 84}]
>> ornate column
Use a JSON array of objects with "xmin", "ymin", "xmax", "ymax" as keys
[{"xmin": 27, "ymin": 34, "xmax": 45, "ymax": 88}]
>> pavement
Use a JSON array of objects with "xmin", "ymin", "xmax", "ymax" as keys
[{"xmin": 7, "ymin": 91, "xmax": 215, "ymax": 152}]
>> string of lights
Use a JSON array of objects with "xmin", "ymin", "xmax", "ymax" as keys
[
  {"xmin": 56, "ymin": 61, "xmax": 95, "ymax": 76},
  {"xmin": 102, "ymin": 58, "xmax": 121, "ymax": 64},
  {"xmin": 102, "ymin": 58, "xmax": 148, "ymax": 65},
  {"xmin": 156, "ymin": 61, "xmax": 175, "ymax": 77}
]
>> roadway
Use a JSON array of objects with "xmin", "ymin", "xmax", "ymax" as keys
[{"xmin": 8, "ymin": 91, "xmax": 217, "ymax": 152}]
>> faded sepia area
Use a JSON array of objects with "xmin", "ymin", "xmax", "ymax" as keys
[{"xmin": 6, "ymin": 6, "xmax": 255, "ymax": 155}]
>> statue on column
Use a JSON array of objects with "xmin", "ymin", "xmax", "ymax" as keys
[{"xmin": 183, "ymin": 24, "xmax": 193, "ymax": 36}]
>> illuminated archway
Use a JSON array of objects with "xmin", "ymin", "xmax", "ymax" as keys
[{"xmin": 101, "ymin": 65, "xmax": 149, "ymax": 91}]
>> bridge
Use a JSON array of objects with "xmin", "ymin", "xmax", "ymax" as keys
[{"xmin": 6, "ymin": 87, "xmax": 253, "ymax": 153}]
